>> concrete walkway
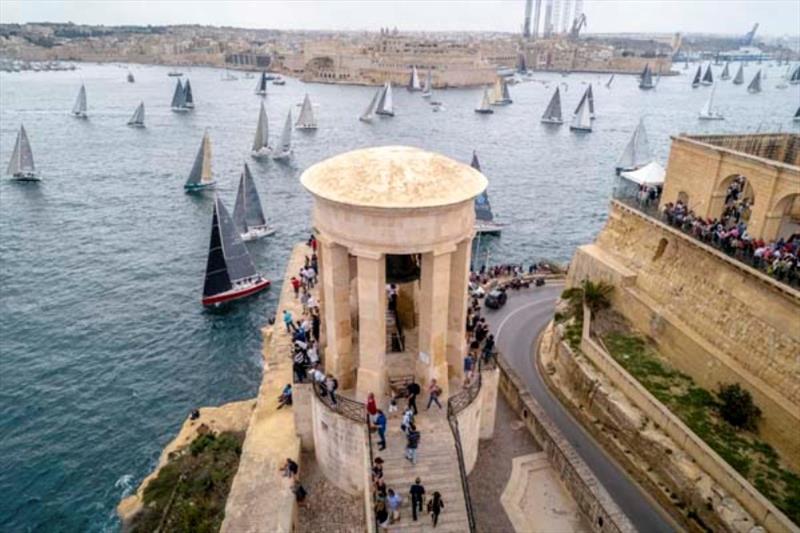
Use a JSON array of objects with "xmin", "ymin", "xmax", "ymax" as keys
[
  {"xmin": 484, "ymin": 285, "xmax": 676, "ymax": 533},
  {"xmin": 376, "ymin": 406, "xmax": 469, "ymax": 532}
]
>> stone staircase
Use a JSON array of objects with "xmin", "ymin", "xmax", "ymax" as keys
[{"xmin": 375, "ymin": 408, "xmax": 470, "ymax": 532}]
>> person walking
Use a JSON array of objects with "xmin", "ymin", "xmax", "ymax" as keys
[
  {"xmin": 387, "ymin": 488, "xmax": 403, "ymax": 523},
  {"xmin": 326, "ymin": 374, "xmax": 339, "ymax": 405},
  {"xmin": 405, "ymin": 423, "xmax": 420, "ymax": 465},
  {"xmin": 401, "ymin": 406, "xmax": 415, "ymax": 434},
  {"xmin": 428, "ymin": 491, "xmax": 445, "ymax": 527},
  {"xmin": 426, "ymin": 379, "xmax": 443, "ymax": 410},
  {"xmin": 406, "ymin": 381, "xmax": 421, "ymax": 415},
  {"xmin": 375, "ymin": 500, "xmax": 390, "ymax": 529},
  {"xmin": 375, "ymin": 409, "xmax": 387, "ymax": 450},
  {"xmin": 409, "ymin": 478, "xmax": 425, "ymax": 521},
  {"xmin": 282, "ymin": 310, "xmax": 295, "ymax": 333},
  {"xmin": 366, "ymin": 392, "xmax": 378, "ymax": 423},
  {"xmin": 482, "ymin": 333, "xmax": 495, "ymax": 364},
  {"xmin": 290, "ymin": 276, "xmax": 301, "ymax": 298}
]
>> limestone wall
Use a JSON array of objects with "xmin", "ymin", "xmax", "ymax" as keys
[
  {"xmin": 567, "ymin": 201, "xmax": 800, "ymax": 466},
  {"xmin": 496, "ymin": 354, "xmax": 636, "ymax": 533},
  {"xmin": 311, "ymin": 393, "xmax": 368, "ymax": 496},
  {"xmin": 456, "ymin": 387, "xmax": 483, "ymax": 474}
]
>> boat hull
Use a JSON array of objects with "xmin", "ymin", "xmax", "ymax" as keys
[
  {"xmin": 474, "ymin": 221, "xmax": 503, "ymax": 235},
  {"xmin": 184, "ymin": 181, "xmax": 216, "ymax": 192},
  {"xmin": 171, "ymin": 107, "xmax": 190, "ymax": 113},
  {"xmin": 639, "ymin": 84, "xmax": 655, "ymax": 90},
  {"xmin": 241, "ymin": 226, "xmax": 276, "ymax": 241},
  {"xmin": 541, "ymin": 118, "xmax": 563, "ymax": 125},
  {"xmin": 251, "ymin": 148, "xmax": 273, "ymax": 159},
  {"xmin": 72, "ymin": 112, "xmax": 88, "ymax": 119},
  {"xmin": 699, "ymin": 114, "xmax": 725, "ymax": 121},
  {"xmin": 296, "ymin": 124, "xmax": 317, "ymax": 130},
  {"xmin": 570, "ymin": 125, "xmax": 592, "ymax": 132},
  {"xmin": 474, "ymin": 109, "xmax": 494, "ymax": 114},
  {"xmin": 127, "ymin": 122, "xmax": 145, "ymax": 128},
  {"xmin": 184, "ymin": 103, "xmax": 195, "ymax": 109},
  {"xmin": 255, "ymin": 90, "xmax": 267, "ymax": 96},
  {"xmin": 376, "ymin": 111, "xmax": 394, "ymax": 117},
  {"xmin": 700, "ymin": 81, "xmax": 713, "ymax": 86},
  {"xmin": 272, "ymin": 150, "xmax": 292, "ymax": 161},
  {"xmin": 11, "ymin": 173, "xmax": 39, "ymax": 182},
  {"xmin": 202, "ymin": 277, "xmax": 270, "ymax": 307},
  {"xmin": 491, "ymin": 99, "xmax": 513, "ymax": 106}
]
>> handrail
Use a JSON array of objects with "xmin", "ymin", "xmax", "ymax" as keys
[
  {"xmin": 312, "ymin": 380, "xmax": 367, "ymax": 424},
  {"xmin": 365, "ymin": 411, "xmax": 379, "ymax": 532}
]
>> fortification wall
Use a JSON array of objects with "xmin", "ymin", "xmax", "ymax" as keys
[{"xmin": 567, "ymin": 202, "xmax": 800, "ymax": 467}]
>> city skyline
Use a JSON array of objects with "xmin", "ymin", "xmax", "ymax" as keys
[{"xmin": 2, "ymin": 0, "xmax": 800, "ymax": 36}]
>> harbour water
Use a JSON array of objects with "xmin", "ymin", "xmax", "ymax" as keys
[{"xmin": 0, "ymin": 62, "xmax": 797, "ymax": 531}]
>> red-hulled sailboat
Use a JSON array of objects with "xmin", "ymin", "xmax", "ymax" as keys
[{"xmin": 202, "ymin": 195, "xmax": 270, "ymax": 306}]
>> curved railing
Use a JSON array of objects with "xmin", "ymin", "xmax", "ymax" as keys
[{"xmin": 312, "ymin": 380, "xmax": 367, "ymax": 424}]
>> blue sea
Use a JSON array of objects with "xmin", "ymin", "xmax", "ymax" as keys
[{"xmin": 0, "ymin": 62, "xmax": 797, "ymax": 531}]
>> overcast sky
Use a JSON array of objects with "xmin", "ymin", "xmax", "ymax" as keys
[{"xmin": 1, "ymin": 0, "xmax": 798, "ymax": 36}]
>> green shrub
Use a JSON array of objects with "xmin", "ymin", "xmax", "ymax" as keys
[{"xmin": 717, "ymin": 383, "xmax": 762, "ymax": 431}]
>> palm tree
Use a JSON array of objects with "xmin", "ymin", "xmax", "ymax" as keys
[{"xmin": 560, "ymin": 279, "xmax": 613, "ymax": 318}]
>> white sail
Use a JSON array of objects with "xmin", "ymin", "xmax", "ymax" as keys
[
  {"xmin": 475, "ymin": 86, "xmax": 493, "ymax": 113},
  {"xmin": 699, "ymin": 84, "xmax": 724, "ymax": 120},
  {"xmin": 127, "ymin": 101, "xmax": 145, "ymax": 126},
  {"xmin": 272, "ymin": 110, "xmax": 293, "ymax": 159},
  {"xmin": 185, "ymin": 132, "xmax": 214, "ymax": 189},
  {"xmin": 570, "ymin": 97, "xmax": 592, "ymax": 131},
  {"xmin": 376, "ymin": 82, "xmax": 394, "ymax": 116},
  {"xmin": 251, "ymin": 101, "xmax": 270, "ymax": 153},
  {"xmin": 541, "ymin": 87, "xmax": 563, "ymax": 124},
  {"xmin": 408, "ymin": 66, "xmax": 422, "ymax": 91},
  {"xmin": 360, "ymin": 88, "xmax": 381, "ymax": 122},
  {"xmin": 7, "ymin": 124, "xmax": 35, "ymax": 177},
  {"xmin": 616, "ymin": 119, "xmax": 651, "ymax": 170},
  {"xmin": 72, "ymin": 84, "xmax": 87, "ymax": 116},
  {"xmin": 295, "ymin": 93, "xmax": 317, "ymax": 129},
  {"xmin": 747, "ymin": 70, "xmax": 762, "ymax": 93},
  {"xmin": 422, "ymin": 69, "xmax": 433, "ymax": 97}
]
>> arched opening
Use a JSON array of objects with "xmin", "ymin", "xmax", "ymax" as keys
[
  {"xmin": 716, "ymin": 174, "xmax": 754, "ymax": 226},
  {"xmin": 773, "ymin": 193, "xmax": 800, "ymax": 241}
]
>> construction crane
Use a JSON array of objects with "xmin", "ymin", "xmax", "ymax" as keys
[
  {"xmin": 569, "ymin": 13, "xmax": 586, "ymax": 39},
  {"xmin": 742, "ymin": 23, "xmax": 759, "ymax": 46}
]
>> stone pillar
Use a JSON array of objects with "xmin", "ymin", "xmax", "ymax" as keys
[
  {"xmin": 417, "ymin": 248, "xmax": 452, "ymax": 395},
  {"xmin": 354, "ymin": 250, "xmax": 386, "ymax": 400},
  {"xmin": 319, "ymin": 239, "xmax": 354, "ymax": 388},
  {"xmin": 446, "ymin": 238, "xmax": 471, "ymax": 385}
]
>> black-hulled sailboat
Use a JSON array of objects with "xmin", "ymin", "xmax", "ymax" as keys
[
  {"xmin": 183, "ymin": 79, "xmax": 194, "ymax": 109},
  {"xmin": 127, "ymin": 71, "xmax": 135, "ymax": 83},
  {"xmin": 185, "ymin": 131, "xmax": 216, "ymax": 192},
  {"xmin": 691, "ymin": 65, "xmax": 702, "ymax": 88},
  {"xmin": 295, "ymin": 94, "xmax": 317, "ymax": 129},
  {"xmin": 470, "ymin": 151, "xmax": 503, "ymax": 235},
  {"xmin": 541, "ymin": 87, "xmax": 563, "ymax": 124},
  {"xmin": 171, "ymin": 79, "xmax": 189, "ymax": 112},
  {"xmin": 202, "ymin": 195, "xmax": 270, "ymax": 306},
  {"xmin": 251, "ymin": 101, "xmax": 271, "ymax": 158},
  {"xmin": 127, "ymin": 101, "xmax": 145, "ymax": 127},
  {"xmin": 789, "ymin": 65, "xmax": 800, "ymax": 85},
  {"xmin": 701, "ymin": 64, "xmax": 714, "ymax": 86},
  {"xmin": 72, "ymin": 84, "xmax": 88, "ymax": 118},
  {"xmin": 255, "ymin": 71, "xmax": 268, "ymax": 95},
  {"xmin": 7, "ymin": 124, "xmax": 38, "ymax": 181},
  {"xmin": 639, "ymin": 64, "xmax": 655, "ymax": 90},
  {"xmin": 233, "ymin": 163, "xmax": 275, "ymax": 241}
]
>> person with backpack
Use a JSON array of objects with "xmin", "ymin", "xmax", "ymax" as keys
[{"xmin": 405, "ymin": 423, "xmax": 420, "ymax": 465}]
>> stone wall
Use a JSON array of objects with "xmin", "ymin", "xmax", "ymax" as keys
[
  {"xmin": 456, "ymin": 386, "xmax": 484, "ymax": 474},
  {"xmin": 311, "ymin": 393, "xmax": 369, "ymax": 496},
  {"xmin": 567, "ymin": 201, "xmax": 800, "ymax": 467},
  {"xmin": 496, "ymin": 354, "xmax": 636, "ymax": 533}
]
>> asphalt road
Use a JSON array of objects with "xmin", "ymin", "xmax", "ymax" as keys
[{"xmin": 483, "ymin": 284, "xmax": 677, "ymax": 533}]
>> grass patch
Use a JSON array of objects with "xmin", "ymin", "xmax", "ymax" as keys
[
  {"xmin": 603, "ymin": 331, "xmax": 800, "ymax": 526},
  {"xmin": 131, "ymin": 431, "xmax": 245, "ymax": 533}
]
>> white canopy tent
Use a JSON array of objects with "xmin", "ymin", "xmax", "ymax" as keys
[{"xmin": 619, "ymin": 161, "xmax": 665, "ymax": 186}]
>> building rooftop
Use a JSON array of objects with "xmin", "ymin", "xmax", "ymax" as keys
[
  {"xmin": 679, "ymin": 133, "xmax": 800, "ymax": 168},
  {"xmin": 300, "ymin": 145, "xmax": 487, "ymax": 209}
]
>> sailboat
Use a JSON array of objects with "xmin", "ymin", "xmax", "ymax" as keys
[
  {"xmin": 698, "ymin": 84, "xmax": 724, "ymax": 120},
  {"xmin": 251, "ymin": 101, "xmax": 271, "ymax": 158},
  {"xmin": 475, "ymin": 86, "xmax": 494, "ymax": 114},
  {"xmin": 639, "ymin": 64, "xmax": 655, "ymax": 90},
  {"xmin": 747, "ymin": 70, "xmax": 762, "ymax": 93},
  {"xmin": 127, "ymin": 101, "xmax": 145, "ymax": 127},
  {"xmin": 170, "ymin": 79, "xmax": 189, "ymax": 112},
  {"xmin": 359, "ymin": 88, "xmax": 381, "ymax": 122},
  {"xmin": 606, "ymin": 74, "xmax": 614, "ymax": 88},
  {"xmin": 6, "ymin": 124, "xmax": 37, "ymax": 181},
  {"xmin": 490, "ymin": 77, "xmax": 512, "ymax": 105},
  {"xmin": 794, "ymin": 106, "xmax": 800, "ymax": 122},
  {"xmin": 295, "ymin": 94, "xmax": 317, "ymax": 129},
  {"xmin": 184, "ymin": 131, "xmax": 216, "ymax": 192},
  {"xmin": 407, "ymin": 65, "xmax": 422, "ymax": 91},
  {"xmin": 167, "ymin": 69, "xmax": 183, "ymax": 77},
  {"xmin": 422, "ymin": 69, "xmax": 433, "ymax": 98},
  {"xmin": 569, "ymin": 95, "xmax": 592, "ymax": 132},
  {"xmin": 691, "ymin": 65, "xmax": 702, "ymax": 88},
  {"xmin": 376, "ymin": 82, "xmax": 394, "ymax": 116},
  {"xmin": 470, "ymin": 152, "xmax": 503, "ymax": 235},
  {"xmin": 183, "ymin": 79, "xmax": 194, "ymax": 109},
  {"xmin": 271, "ymin": 110, "xmax": 293, "ymax": 161},
  {"xmin": 255, "ymin": 71, "xmax": 268, "ymax": 95},
  {"xmin": 574, "ymin": 84, "xmax": 595, "ymax": 119},
  {"xmin": 701, "ymin": 64, "xmax": 714, "ymax": 86},
  {"xmin": 615, "ymin": 118, "xmax": 651, "ymax": 173},
  {"xmin": 541, "ymin": 87, "xmax": 563, "ymax": 124},
  {"xmin": 201, "ymin": 195, "xmax": 270, "ymax": 307},
  {"xmin": 517, "ymin": 52, "xmax": 528, "ymax": 74},
  {"xmin": 233, "ymin": 163, "xmax": 274, "ymax": 241},
  {"xmin": 789, "ymin": 65, "xmax": 800, "ymax": 85},
  {"xmin": 127, "ymin": 71, "xmax": 135, "ymax": 83},
  {"xmin": 72, "ymin": 84, "xmax": 88, "ymax": 118},
  {"xmin": 732, "ymin": 64, "xmax": 745, "ymax": 85},
  {"xmin": 720, "ymin": 62, "xmax": 731, "ymax": 80}
]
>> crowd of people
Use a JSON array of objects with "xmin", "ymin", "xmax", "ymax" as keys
[
  {"xmin": 661, "ymin": 178, "xmax": 799, "ymax": 286},
  {"xmin": 469, "ymin": 261, "xmax": 555, "ymax": 286}
]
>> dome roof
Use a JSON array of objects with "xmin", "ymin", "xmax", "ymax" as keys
[{"xmin": 301, "ymin": 146, "xmax": 487, "ymax": 209}]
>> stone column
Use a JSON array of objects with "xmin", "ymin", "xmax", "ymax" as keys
[
  {"xmin": 417, "ymin": 247, "xmax": 452, "ymax": 395},
  {"xmin": 446, "ymin": 238, "xmax": 471, "ymax": 386},
  {"xmin": 354, "ymin": 250, "xmax": 386, "ymax": 400},
  {"xmin": 319, "ymin": 239, "xmax": 354, "ymax": 388}
]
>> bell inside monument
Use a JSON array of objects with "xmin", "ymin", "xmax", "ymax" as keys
[{"xmin": 386, "ymin": 254, "xmax": 421, "ymax": 284}]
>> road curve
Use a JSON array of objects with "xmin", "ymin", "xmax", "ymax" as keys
[{"xmin": 483, "ymin": 284, "xmax": 676, "ymax": 533}]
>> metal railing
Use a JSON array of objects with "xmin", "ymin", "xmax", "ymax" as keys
[
  {"xmin": 312, "ymin": 380, "xmax": 367, "ymax": 424},
  {"xmin": 365, "ymin": 410, "xmax": 379, "ymax": 532}
]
